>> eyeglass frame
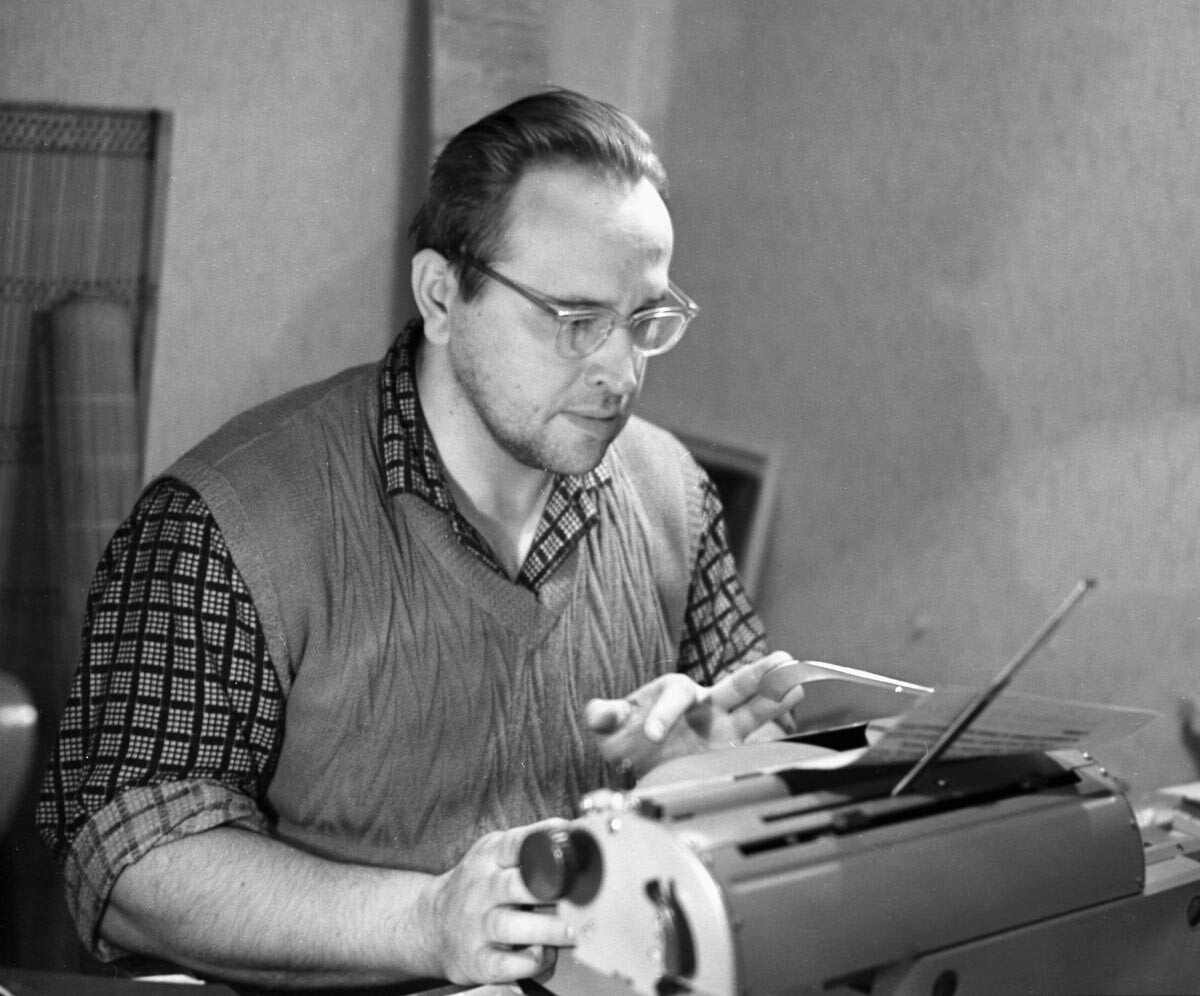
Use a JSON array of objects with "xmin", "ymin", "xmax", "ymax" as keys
[{"xmin": 451, "ymin": 252, "xmax": 699, "ymax": 359}]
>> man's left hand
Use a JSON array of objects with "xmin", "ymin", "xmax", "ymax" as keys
[{"xmin": 583, "ymin": 651, "xmax": 805, "ymax": 779}]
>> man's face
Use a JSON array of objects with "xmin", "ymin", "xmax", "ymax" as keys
[{"xmin": 444, "ymin": 166, "xmax": 675, "ymax": 476}]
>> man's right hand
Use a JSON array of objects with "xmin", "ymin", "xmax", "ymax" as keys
[
  {"xmin": 421, "ymin": 819, "xmax": 575, "ymax": 985},
  {"xmin": 102, "ymin": 821, "xmax": 576, "ymax": 989}
]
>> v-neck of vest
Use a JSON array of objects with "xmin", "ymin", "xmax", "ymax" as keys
[{"xmin": 395, "ymin": 493, "xmax": 579, "ymax": 637}]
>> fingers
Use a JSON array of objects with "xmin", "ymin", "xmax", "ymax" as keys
[
  {"xmin": 775, "ymin": 681, "xmax": 807, "ymax": 713},
  {"xmin": 710, "ymin": 651, "xmax": 796, "ymax": 708},
  {"xmin": 638, "ymin": 675, "xmax": 706, "ymax": 743},
  {"xmin": 584, "ymin": 677, "xmax": 710, "ymax": 778},
  {"xmin": 474, "ymin": 943, "xmax": 557, "ymax": 988},
  {"xmin": 585, "ymin": 680, "xmax": 702, "ymax": 744},
  {"xmin": 585, "ymin": 674, "xmax": 707, "ymax": 745},
  {"xmin": 583, "ymin": 656, "xmax": 806, "ymax": 778},
  {"xmin": 715, "ymin": 653, "xmax": 807, "ymax": 741},
  {"xmin": 727, "ymin": 690, "xmax": 798, "ymax": 740},
  {"xmin": 584, "ymin": 698, "xmax": 634, "ymax": 734},
  {"xmin": 489, "ymin": 819, "xmax": 569, "ymax": 872},
  {"xmin": 484, "ymin": 903, "xmax": 572, "ymax": 949},
  {"xmin": 436, "ymin": 826, "xmax": 575, "ymax": 985}
]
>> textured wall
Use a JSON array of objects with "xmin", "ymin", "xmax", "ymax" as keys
[
  {"xmin": 546, "ymin": 0, "xmax": 676, "ymax": 149},
  {"xmin": 0, "ymin": 0, "xmax": 415, "ymax": 477},
  {"xmin": 645, "ymin": 0, "xmax": 1200, "ymax": 795}
]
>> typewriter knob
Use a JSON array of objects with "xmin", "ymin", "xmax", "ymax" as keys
[{"xmin": 519, "ymin": 827, "xmax": 602, "ymax": 903}]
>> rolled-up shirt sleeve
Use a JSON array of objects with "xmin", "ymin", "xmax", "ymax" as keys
[
  {"xmin": 676, "ymin": 473, "xmax": 797, "ymax": 733},
  {"xmin": 36, "ymin": 478, "xmax": 284, "ymax": 960},
  {"xmin": 677, "ymin": 472, "xmax": 770, "ymax": 684}
]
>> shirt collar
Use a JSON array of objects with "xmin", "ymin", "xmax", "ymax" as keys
[
  {"xmin": 378, "ymin": 320, "xmax": 612, "ymax": 501},
  {"xmin": 377, "ymin": 321, "xmax": 611, "ymax": 589}
]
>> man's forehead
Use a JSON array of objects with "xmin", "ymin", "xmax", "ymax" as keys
[{"xmin": 500, "ymin": 165, "xmax": 673, "ymax": 259}]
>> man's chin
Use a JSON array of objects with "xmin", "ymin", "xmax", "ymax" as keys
[
  {"xmin": 547, "ymin": 431, "xmax": 624, "ymax": 475},
  {"xmin": 521, "ymin": 412, "xmax": 631, "ymax": 475},
  {"xmin": 548, "ymin": 444, "xmax": 611, "ymax": 476}
]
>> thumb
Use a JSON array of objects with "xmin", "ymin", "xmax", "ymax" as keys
[{"xmin": 584, "ymin": 698, "xmax": 634, "ymax": 734}]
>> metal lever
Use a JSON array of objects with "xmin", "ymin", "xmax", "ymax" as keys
[{"xmin": 890, "ymin": 578, "xmax": 1097, "ymax": 797}]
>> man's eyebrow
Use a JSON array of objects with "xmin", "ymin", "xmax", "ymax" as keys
[
  {"xmin": 549, "ymin": 286, "xmax": 670, "ymax": 312},
  {"xmin": 634, "ymin": 289, "xmax": 672, "ymax": 311},
  {"xmin": 550, "ymin": 291, "xmax": 610, "ymax": 310}
]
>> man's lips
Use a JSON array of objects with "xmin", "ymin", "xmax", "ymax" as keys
[
  {"xmin": 561, "ymin": 409, "xmax": 625, "ymax": 437},
  {"xmin": 565, "ymin": 409, "xmax": 622, "ymax": 421},
  {"xmin": 563, "ymin": 395, "xmax": 627, "ymax": 420}
]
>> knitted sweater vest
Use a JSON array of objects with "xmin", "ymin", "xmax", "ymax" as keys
[{"xmin": 165, "ymin": 360, "xmax": 703, "ymax": 873}]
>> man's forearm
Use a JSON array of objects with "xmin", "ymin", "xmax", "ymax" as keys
[{"xmin": 102, "ymin": 825, "xmax": 443, "ymax": 988}]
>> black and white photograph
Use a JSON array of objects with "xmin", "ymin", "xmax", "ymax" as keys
[{"xmin": 2, "ymin": 3, "xmax": 1200, "ymax": 994}]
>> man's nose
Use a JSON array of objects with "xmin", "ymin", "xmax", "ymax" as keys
[{"xmin": 586, "ymin": 325, "xmax": 644, "ymax": 394}]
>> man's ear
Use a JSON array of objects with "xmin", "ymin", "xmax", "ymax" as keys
[{"xmin": 411, "ymin": 248, "xmax": 457, "ymax": 344}]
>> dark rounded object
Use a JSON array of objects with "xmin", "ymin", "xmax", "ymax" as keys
[
  {"xmin": 931, "ymin": 970, "xmax": 958, "ymax": 996},
  {"xmin": 519, "ymin": 827, "xmax": 603, "ymax": 904}
]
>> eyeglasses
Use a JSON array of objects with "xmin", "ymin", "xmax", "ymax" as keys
[{"xmin": 454, "ymin": 253, "xmax": 698, "ymax": 359}]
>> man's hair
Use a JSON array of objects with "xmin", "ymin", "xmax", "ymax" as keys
[{"xmin": 408, "ymin": 87, "xmax": 668, "ymax": 299}]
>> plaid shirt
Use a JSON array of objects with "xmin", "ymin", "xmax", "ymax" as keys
[{"xmin": 37, "ymin": 323, "xmax": 766, "ymax": 957}]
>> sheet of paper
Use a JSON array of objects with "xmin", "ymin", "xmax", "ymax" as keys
[
  {"xmin": 857, "ymin": 684, "xmax": 1160, "ymax": 764},
  {"xmin": 760, "ymin": 658, "xmax": 933, "ymax": 733},
  {"xmin": 789, "ymin": 678, "xmax": 931, "ymax": 733}
]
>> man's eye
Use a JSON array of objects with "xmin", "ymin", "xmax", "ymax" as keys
[{"xmin": 564, "ymin": 314, "xmax": 609, "ymax": 335}]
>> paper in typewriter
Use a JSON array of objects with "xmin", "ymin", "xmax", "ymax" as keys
[
  {"xmin": 854, "ymin": 684, "xmax": 1158, "ymax": 764},
  {"xmin": 640, "ymin": 674, "xmax": 1159, "ymax": 787},
  {"xmin": 772, "ymin": 662, "xmax": 1157, "ymax": 766}
]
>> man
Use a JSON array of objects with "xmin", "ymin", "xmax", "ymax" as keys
[{"xmin": 37, "ymin": 88, "xmax": 801, "ymax": 991}]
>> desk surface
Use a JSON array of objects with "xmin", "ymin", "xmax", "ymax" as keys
[
  {"xmin": 0, "ymin": 968, "xmax": 236, "ymax": 995},
  {"xmin": 0, "ymin": 969, "xmax": 526, "ymax": 996}
]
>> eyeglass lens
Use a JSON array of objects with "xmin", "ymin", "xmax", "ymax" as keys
[{"xmin": 558, "ymin": 312, "xmax": 686, "ymax": 358}]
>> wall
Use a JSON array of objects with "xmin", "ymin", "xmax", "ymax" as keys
[
  {"xmin": 0, "ymin": 0, "xmax": 418, "ymax": 968},
  {"xmin": 0, "ymin": 0, "xmax": 417, "ymax": 478},
  {"xmin": 546, "ymin": 0, "xmax": 676, "ymax": 152},
  {"xmin": 646, "ymin": 0, "xmax": 1200, "ymax": 796}
]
